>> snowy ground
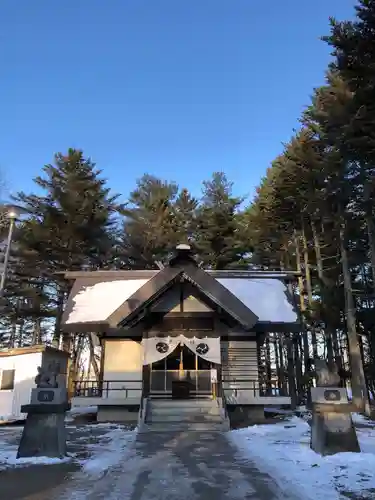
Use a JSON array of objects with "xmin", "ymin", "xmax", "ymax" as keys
[
  {"xmin": 230, "ymin": 414, "xmax": 375, "ymax": 500},
  {"xmin": 68, "ymin": 405, "xmax": 98, "ymax": 417},
  {"xmin": 0, "ymin": 422, "xmax": 135, "ymax": 471},
  {"xmin": 0, "ymin": 405, "xmax": 101, "ymax": 468},
  {"xmin": 0, "ymin": 408, "xmax": 375, "ymax": 499},
  {"xmin": 65, "ymin": 405, "xmax": 98, "ymax": 423},
  {"xmin": 0, "ymin": 420, "xmax": 137, "ymax": 499}
]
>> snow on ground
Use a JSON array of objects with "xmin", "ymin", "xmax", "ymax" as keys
[
  {"xmin": 0, "ymin": 426, "xmax": 72, "ymax": 468},
  {"xmin": 69, "ymin": 406, "xmax": 98, "ymax": 416},
  {"xmin": 229, "ymin": 415, "xmax": 375, "ymax": 500},
  {"xmin": 351, "ymin": 412, "xmax": 375, "ymax": 426},
  {"xmin": 1, "ymin": 407, "xmax": 375, "ymax": 499},
  {"xmin": 0, "ymin": 420, "xmax": 136, "ymax": 475},
  {"xmin": 65, "ymin": 405, "xmax": 98, "ymax": 422},
  {"xmin": 1, "ymin": 452, "xmax": 72, "ymax": 467},
  {"xmin": 78, "ymin": 424, "xmax": 136, "ymax": 478}
]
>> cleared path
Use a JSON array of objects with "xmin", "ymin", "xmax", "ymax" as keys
[{"xmin": 59, "ymin": 431, "xmax": 289, "ymax": 500}]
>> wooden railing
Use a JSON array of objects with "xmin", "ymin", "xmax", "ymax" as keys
[
  {"xmin": 73, "ymin": 378, "xmax": 289, "ymax": 399},
  {"xmin": 73, "ymin": 380, "xmax": 142, "ymax": 398},
  {"xmin": 222, "ymin": 379, "xmax": 289, "ymax": 398}
]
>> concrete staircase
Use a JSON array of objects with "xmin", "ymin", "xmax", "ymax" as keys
[{"xmin": 139, "ymin": 398, "xmax": 230, "ymax": 433}]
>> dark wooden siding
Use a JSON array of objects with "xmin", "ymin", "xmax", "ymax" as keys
[
  {"xmin": 147, "ymin": 314, "xmax": 215, "ymax": 334},
  {"xmin": 151, "ymin": 287, "xmax": 181, "ymax": 312},
  {"xmin": 221, "ymin": 340, "xmax": 259, "ymax": 389}
]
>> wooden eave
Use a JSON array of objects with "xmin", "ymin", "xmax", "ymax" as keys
[
  {"xmin": 0, "ymin": 345, "xmax": 69, "ymax": 357},
  {"xmin": 60, "ymin": 269, "xmax": 301, "ymax": 281}
]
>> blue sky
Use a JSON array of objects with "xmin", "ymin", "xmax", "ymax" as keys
[{"xmin": 0, "ymin": 0, "xmax": 356, "ymax": 205}]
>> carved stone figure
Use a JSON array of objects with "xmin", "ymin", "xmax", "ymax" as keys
[
  {"xmin": 18, "ymin": 359, "xmax": 69, "ymax": 459},
  {"xmin": 34, "ymin": 361, "xmax": 61, "ymax": 388},
  {"xmin": 315, "ymin": 359, "xmax": 340, "ymax": 388}
]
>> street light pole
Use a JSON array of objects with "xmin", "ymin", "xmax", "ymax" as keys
[
  {"xmin": 0, "ymin": 216, "xmax": 16, "ymax": 292},
  {"xmin": 0, "ymin": 205, "xmax": 24, "ymax": 295}
]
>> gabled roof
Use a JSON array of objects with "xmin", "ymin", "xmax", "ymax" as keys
[
  {"xmin": 61, "ymin": 246, "xmax": 300, "ymax": 333},
  {"xmin": 106, "ymin": 262, "xmax": 259, "ymax": 330}
]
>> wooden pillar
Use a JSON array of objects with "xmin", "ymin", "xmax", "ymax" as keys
[{"xmin": 99, "ymin": 338, "xmax": 106, "ymax": 395}]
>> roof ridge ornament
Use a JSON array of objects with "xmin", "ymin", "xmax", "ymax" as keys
[
  {"xmin": 168, "ymin": 243, "xmax": 197, "ymax": 267},
  {"xmin": 176, "ymin": 244, "xmax": 191, "ymax": 251}
]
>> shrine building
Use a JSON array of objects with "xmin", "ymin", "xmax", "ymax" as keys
[{"xmin": 62, "ymin": 244, "xmax": 301, "ymax": 427}]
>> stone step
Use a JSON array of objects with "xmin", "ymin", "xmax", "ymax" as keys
[
  {"xmin": 140, "ymin": 422, "xmax": 228, "ymax": 432},
  {"xmin": 149, "ymin": 411, "xmax": 222, "ymax": 419},
  {"xmin": 146, "ymin": 414, "xmax": 224, "ymax": 423},
  {"xmin": 149, "ymin": 399, "xmax": 217, "ymax": 408},
  {"xmin": 140, "ymin": 398, "xmax": 229, "ymax": 434},
  {"xmin": 150, "ymin": 406, "xmax": 221, "ymax": 415},
  {"xmin": 149, "ymin": 394, "xmax": 212, "ymax": 398}
]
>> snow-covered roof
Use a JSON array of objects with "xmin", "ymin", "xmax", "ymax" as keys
[
  {"xmin": 218, "ymin": 278, "xmax": 297, "ymax": 323},
  {"xmin": 63, "ymin": 275, "xmax": 298, "ymax": 326},
  {"xmin": 64, "ymin": 279, "xmax": 148, "ymax": 325}
]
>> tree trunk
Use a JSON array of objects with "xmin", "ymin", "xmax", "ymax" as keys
[
  {"xmin": 89, "ymin": 333, "xmax": 100, "ymax": 382},
  {"xmin": 311, "ymin": 219, "xmax": 335, "ymax": 366},
  {"xmin": 17, "ymin": 320, "xmax": 24, "ymax": 348},
  {"xmin": 302, "ymin": 221, "xmax": 318, "ymax": 359},
  {"xmin": 32, "ymin": 317, "xmax": 42, "ymax": 345},
  {"xmin": 73, "ymin": 334, "xmax": 85, "ymax": 375},
  {"xmin": 365, "ymin": 213, "xmax": 375, "ymax": 292},
  {"xmin": 265, "ymin": 335, "xmax": 272, "ymax": 391},
  {"xmin": 286, "ymin": 333, "xmax": 297, "ymax": 409},
  {"xmin": 9, "ymin": 321, "xmax": 16, "ymax": 348},
  {"xmin": 274, "ymin": 334, "xmax": 282, "ymax": 390},
  {"xmin": 339, "ymin": 216, "xmax": 371, "ymax": 415},
  {"xmin": 325, "ymin": 331, "xmax": 334, "ymax": 366},
  {"xmin": 331, "ymin": 329, "xmax": 344, "ymax": 379},
  {"xmin": 278, "ymin": 337, "xmax": 288, "ymax": 394},
  {"xmin": 293, "ymin": 333, "xmax": 303, "ymax": 403},
  {"xmin": 294, "ymin": 232, "xmax": 310, "ymax": 375},
  {"xmin": 53, "ymin": 286, "xmax": 66, "ymax": 349}
]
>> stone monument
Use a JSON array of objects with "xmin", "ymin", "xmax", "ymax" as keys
[
  {"xmin": 17, "ymin": 360, "xmax": 71, "ymax": 459},
  {"xmin": 310, "ymin": 359, "xmax": 360, "ymax": 456}
]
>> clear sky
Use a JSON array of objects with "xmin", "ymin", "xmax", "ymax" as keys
[{"xmin": 0, "ymin": 0, "xmax": 357, "ymax": 205}]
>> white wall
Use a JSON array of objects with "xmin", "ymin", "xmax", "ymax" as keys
[
  {"xmin": 103, "ymin": 340, "xmax": 143, "ymax": 400},
  {"xmin": 0, "ymin": 352, "xmax": 42, "ymax": 421}
]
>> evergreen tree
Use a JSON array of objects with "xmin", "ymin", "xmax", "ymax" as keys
[
  {"xmin": 244, "ymin": 64, "xmax": 374, "ymax": 411},
  {"xmin": 194, "ymin": 172, "xmax": 249, "ymax": 269},
  {"xmin": 118, "ymin": 174, "xmax": 180, "ymax": 269},
  {"xmin": 172, "ymin": 188, "xmax": 198, "ymax": 245},
  {"xmin": 10, "ymin": 148, "xmax": 121, "ymax": 348},
  {"xmin": 324, "ymin": 1, "xmax": 375, "ymax": 166},
  {"xmin": 324, "ymin": 1, "xmax": 375, "ymax": 293}
]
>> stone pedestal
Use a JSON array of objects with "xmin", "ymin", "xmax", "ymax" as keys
[
  {"xmin": 17, "ymin": 387, "xmax": 71, "ymax": 459},
  {"xmin": 227, "ymin": 405, "xmax": 266, "ymax": 428},
  {"xmin": 310, "ymin": 387, "xmax": 360, "ymax": 456}
]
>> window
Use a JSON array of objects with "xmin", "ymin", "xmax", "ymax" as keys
[{"xmin": 0, "ymin": 369, "xmax": 15, "ymax": 390}]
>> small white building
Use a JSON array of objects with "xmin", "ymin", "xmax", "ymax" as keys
[{"xmin": 0, "ymin": 345, "xmax": 69, "ymax": 422}]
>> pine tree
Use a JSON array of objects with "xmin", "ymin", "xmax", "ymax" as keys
[
  {"xmin": 11, "ymin": 148, "xmax": 121, "ymax": 348},
  {"xmin": 324, "ymin": 1, "xmax": 375, "ymax": 165},
  {"xmin": 194, "ymin": 172, "xmax": 249, "ymax": 269},
  {"xmin": 304, "ymin": 71, "xmax": 371, "ymax": 414},
  {"xmin": 118, "ymin": 174, "xmax": 180, "ymax": 269},
  {"xmin": 172, "ymin": 188, "xmax": 198, "ymax": 246},
  {"xmin": 325, "ymin": 1, "xmax": 375, "ymax": 294}
]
